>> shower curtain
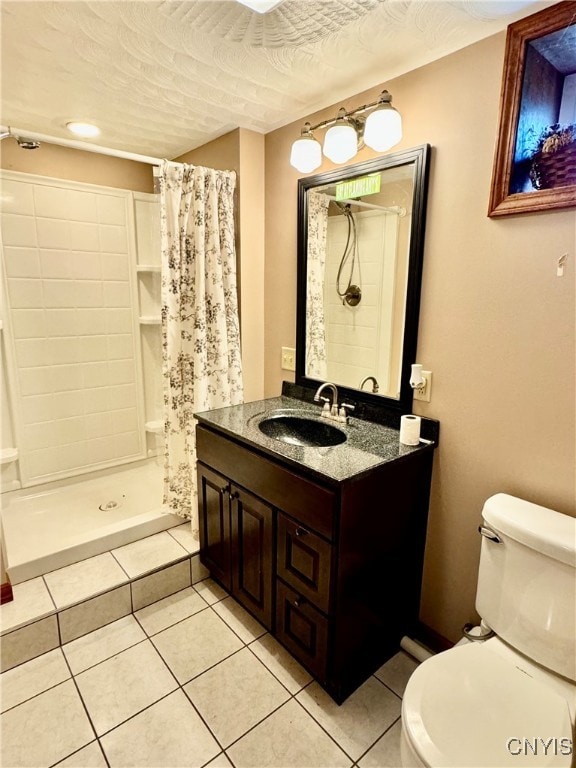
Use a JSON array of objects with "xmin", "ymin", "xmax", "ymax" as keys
[
  {"xmin": 305, "ymin": 191, "xmax": 330, "ymax": 379},
  {"xmin": 160, "ymin": 162, "xmax": 243, "ymax": 531}
]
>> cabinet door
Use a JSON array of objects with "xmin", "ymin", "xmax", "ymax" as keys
[
  {"xmin": 276, "ymin": 579, "xmax": 328, "ymax": 682},
  {"xmin": 277, "ymin": 513, "xmax": 332, "ymax": 614},
  {"xmin": 231, "ymin": 487, "xmax": 274, "ymax": 630},
  {"xmin": 197, "ymin": 463, "xmax": 231, "ymax": 591}
]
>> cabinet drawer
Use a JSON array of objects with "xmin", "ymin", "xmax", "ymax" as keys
[
  {"xmin": 276, "ymin": 579, "xmax": 328, "ymax": 683},
  {"xmin": 196, "ymin": 425, "xmax": 336, "ymax": 539},
  {"xmin": 277, "ymin": 513, "xmax": 332, "ymax": 614}
]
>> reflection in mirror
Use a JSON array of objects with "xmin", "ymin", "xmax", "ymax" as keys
[{"xmin": 296, "ymin": 146, "xmax": 430, "ymax": 414}]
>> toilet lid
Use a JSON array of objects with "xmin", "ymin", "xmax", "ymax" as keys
[{"xmin": 402, "ymin": 643, "xmax": 573, "ymax": 767}]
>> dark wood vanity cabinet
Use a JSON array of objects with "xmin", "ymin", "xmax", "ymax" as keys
[{"xmin": 197, "ymin": 422, "xmax": 434, "ymax": 704}]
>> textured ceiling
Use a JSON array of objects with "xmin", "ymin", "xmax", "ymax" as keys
[{"xmin": 0, "ymin": 0, "xmax": 552, "ymax": 159}]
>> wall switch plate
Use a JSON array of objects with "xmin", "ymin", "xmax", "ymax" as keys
[
  {"xmin": 413, "ymin": 371, "xmax": 432, "ymax": 402},
  {"xmin": 281, "ymin": 346, "xmax": 296, "ymax": 371}
]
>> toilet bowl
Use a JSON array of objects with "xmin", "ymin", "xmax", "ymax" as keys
[
  {"xmin": 401, "ymin": 638, "xmax": 575, "ymax": 767},
  {"xmin": 400, "ymin": 494, "xmax": 576, "ymax": 768}
]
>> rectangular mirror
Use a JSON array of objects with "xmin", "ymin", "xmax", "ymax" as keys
[{"xmin": 296, "ymin": 145, "xmax": 430, "ymax": 413}]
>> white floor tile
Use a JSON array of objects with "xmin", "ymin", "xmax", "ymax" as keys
[
  {"xmin": 1, "ymin": 647, "xmax": 70, "ymax": 712},
  {"xmin": 184, "ymin": 647, "xmax": 290, "ymax": 748},
  {"xmin": 0, "ymin": 577, "xmax": 55, "ymax": 632},
  {"xmin": 212, "ymin": 596, "xmax": 267, "ymax": 643},
  {"xmin": 193, "ymin": 577, "xmax": 228, "ymax": 604},
  {"xmin": 55, "ymin": 741, "xmax": 108, "ymax": 767},
  {"xmin": 249, "ymin": 633, "xmax": 312, "ymax": 694},
  {"xmin": 168, "ymin": 522, "xmax": 200, "ymax": 553},
  {"xmin": 74, "ymin": 640, "xmax": 178, "ymax": 735},
  {"xmin": 0, "ymin": 679, "xmax": 95, "ymax": 767},
  {"xmin": 100, "ymin": 689, "xmax": 220, "ymax": 767},
  {"xmin": 43, "ymin": 552, "xmax": 128, "ymax": 608},
  {"xmin": 135, "ymin": 586, "xmax": 208, "ymax": 636},
  {"xmin": 296, "ymin": 677, "xmax": 401, "ymax": 761},
  {"xmin": 358, "ymin": 719, "xmax": 402, "ymax": 768},
  {"xmin": 63, "ymin": 615, "xmax": 147, "ymax": 674},
  {"xmin": 374, "ymin": 650, "xmax": 419, "ymax": 697},
  {"xmin": 152, "ymin": 607, "xmax": 243, "ymax": 684},
  {"xmin": 111, "ymin": 531, "xmax": 188, "ymax": 578},
  {"xmin": 227, "ymin": 699, "xmax": 353, "ymax": 768},
  {"xmin": 205, "ymin": 754, "xmax": 233, "ymax": 767}
]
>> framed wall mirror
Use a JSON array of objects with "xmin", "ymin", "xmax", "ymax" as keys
[{"xmin": 296, "ymin": 144, "xmax": 430, "ymax": 414}]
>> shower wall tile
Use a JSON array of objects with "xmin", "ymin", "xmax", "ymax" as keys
[
  {"xmin": 2, "ymin": 176, "xmax": 151, "ymax": 485},
  {"xmin": 3, "ymin": 246, "xmax": 41, "ymax": 277},
  {"xmin": 68, "ymin": 221, "xmax": 100, "ymax": 251},
  {"xmin": 7, "ymin": 277, "xmax": 44, "ymax": 308},
  {"xmin": 36, "ymin": 218, "xmax": 70, "ymax": 249},
  {"xmin": 58, "ymin": 585, "xmax": 132, "ymax": 644},
  {"xmin": 98, "ymin": 195, "xmax": 126, "ymax": 225},
  {"xmin": 1, "ymin": 213, "xmax": 37, "ymax": 246},
  {"xmin": 2, "ymin": 178, "xmax": 35, "ymax": 214},
  {"xmin": 1, "ymin": 615, "xmax": 60, "ymax": 672},
  {"xmin": 11, "ymin": 308, "xmax": 45, "ymax": 338}
]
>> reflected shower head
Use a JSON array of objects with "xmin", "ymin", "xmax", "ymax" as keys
[{"xmin": 16, "ymin": 136, "xmax": 40, "ymax": 150}]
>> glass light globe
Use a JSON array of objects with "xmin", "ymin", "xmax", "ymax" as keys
[
  {"xmin": 364, "ymin": 105, "xmax": 402, "ymax": 152},
  {"xmin": 290, "ymin": 135, "xmax": 322, "ymax": 173},
  {"xmin": 323, "ymin": 121, "xmax": 357, "ymax": 164}
]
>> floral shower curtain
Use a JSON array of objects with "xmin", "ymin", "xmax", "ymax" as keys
[
  {"xmin": 160, "ymin": 161, "xmax": 243, "ymax": 532},
  {"xmin": 305, "ymin": 191, "xmax": 330, "ymax": 379}
]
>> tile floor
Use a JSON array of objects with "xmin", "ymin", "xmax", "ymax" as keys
[{"xmin": 1, "ymin": 576, "xmax": 419, "ymax": 767}]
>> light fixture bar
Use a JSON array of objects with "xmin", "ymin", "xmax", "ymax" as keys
[
  {"xmin": 306, "ymin": 91, "xmax": 394, "ymax": 134},
  {"xmin": 289, "ymin": 90, "xmax": 401, "ymax": 173}
]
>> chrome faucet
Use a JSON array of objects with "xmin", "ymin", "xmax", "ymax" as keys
[
  {"xmin": 360, "ymin": 375, "xmax": 379, "ymax": 393},
  {"xmin": 314, "ymin": 382, "xmax": 339, "ymax": 417}
]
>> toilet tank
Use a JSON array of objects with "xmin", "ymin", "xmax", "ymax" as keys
[{"xmin": 476, "ymin": 493, "xmax": 575, "ymax": 681}]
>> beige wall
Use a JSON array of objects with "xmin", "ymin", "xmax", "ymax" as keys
[
  {"xmin": 1, "ymin": 139, "xmax": 154, "ymax": 192},
  {"xmin": 264, "ymin": 33, "xmax": 576, "ymax": 643}
]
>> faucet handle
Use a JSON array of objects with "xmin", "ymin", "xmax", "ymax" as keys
[{"xmin": 338, "ymin": 403, "xmax": 355, "ymax": 423}]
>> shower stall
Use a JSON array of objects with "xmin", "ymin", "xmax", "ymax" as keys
[{"xmin": 0, "ymin": 168, "xmax": 182, "ymax": 584}]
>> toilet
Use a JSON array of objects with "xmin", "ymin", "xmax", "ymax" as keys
[{"xmin": 401, "ymin": 493, "xmax": 576, "ymax": 768}]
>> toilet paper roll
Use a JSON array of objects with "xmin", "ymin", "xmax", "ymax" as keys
[{"xmin": 400, "ymin": 414, "xmax": 421, "ymax": 446}]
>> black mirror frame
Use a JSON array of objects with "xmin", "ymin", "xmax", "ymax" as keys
[{"xmin": 295, "ymin": 144, "xmax": 431, "ymax": 415}]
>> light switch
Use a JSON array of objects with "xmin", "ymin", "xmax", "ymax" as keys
[{"xmin": 281, "ymin": 347, "xmax": 296, "ymax": 371}]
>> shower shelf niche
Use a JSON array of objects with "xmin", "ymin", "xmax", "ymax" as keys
[
  {"xmin": 145, "ymin": 421, "xmax": 163, "ymax": 433},
  {"xmin": 0, "ymin": 448, "xmax": 18, "ymax": 465},
  {"xmin": 139, "ymin": 316, "xmax": 161, "ymax": 325},
  {"xmin": 136, "ymin": 265, "xmax": 161, "ymax": 273}
]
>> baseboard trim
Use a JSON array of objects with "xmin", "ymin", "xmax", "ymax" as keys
[{"xmin": 414, "ymin": 621, "xmax": 453, "ymax": 653}]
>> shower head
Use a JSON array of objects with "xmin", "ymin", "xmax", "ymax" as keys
[{"xmin": 16, "ymin": 136, "xmax": 41, "ymax": 150}]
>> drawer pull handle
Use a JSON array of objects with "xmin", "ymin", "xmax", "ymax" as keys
[
  {"xmin": 230, "ymin": 490, "xmax": 239, "ymax": 500},
  {"xmin": 220, "ymin": 486, "xmax": 229, "ymax": 495},
  {"xmin": 293, "ymin": 596, "xmax": 305, "ymax": 608},
  {"xmin": 295, "ymin": 527, "xmax": 309, "ymax": 537}
]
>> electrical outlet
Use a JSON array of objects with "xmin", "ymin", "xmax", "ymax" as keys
[
  {"xmin": 413, "ymin": 371, "xmax": 432, "ymax": 402},
  {"xmin": 281, "ymin": 346, "xmax": 296, "ymax": 371}
]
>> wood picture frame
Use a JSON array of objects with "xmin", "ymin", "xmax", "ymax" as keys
[{"xmin": 488, "ymin": 2, "xmax": 576, "ymax": 217}]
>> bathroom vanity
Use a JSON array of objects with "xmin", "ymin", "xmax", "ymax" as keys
[{"xmin": 196, "ymin": 390, "xmax": 438, "ymax": 703}]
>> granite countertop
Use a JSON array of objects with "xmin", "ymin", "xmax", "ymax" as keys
[{"xmin": 195, "ymin": 395, "xmax": 435, "ymax": 484}]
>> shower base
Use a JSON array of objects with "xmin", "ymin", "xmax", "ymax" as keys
[{"xmin": 1, "ymin": 459, "xmax": 182, "ymax": 584}]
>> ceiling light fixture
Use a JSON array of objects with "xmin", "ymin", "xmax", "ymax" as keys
[
  {"xmin": 290, "ymin": 90, "xmax": 402, "ymax": 173},
  {"xmin": 66, "ymin": 121, "xmax": 101, "ymax": 138},
  {"xmin": 234, "ymin": 0, "xmax": 286, "ymax": 13}
]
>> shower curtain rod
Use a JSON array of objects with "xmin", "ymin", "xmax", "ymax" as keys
[
  {"xmin": 324, "ymin": 193, "xmax": 404, "ymax": 215},
  {"xmin": 1, "ymin": 125, "xmax": 164, "ymax": 166}
]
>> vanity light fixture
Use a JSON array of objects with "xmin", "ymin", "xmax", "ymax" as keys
[
  {"xmin": 66, "ymin": 121, "xmax": 101, "ymax": 139},
  {"xmin": 290, "ymin": 90, "xmax": 402, "ymax": 173}
]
